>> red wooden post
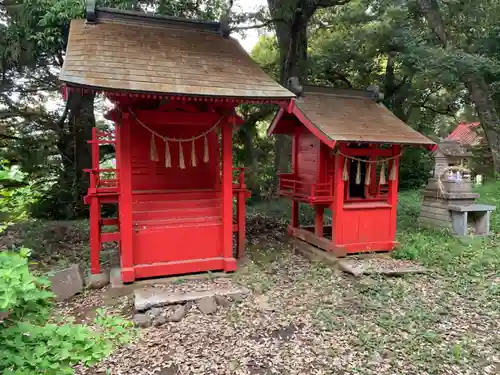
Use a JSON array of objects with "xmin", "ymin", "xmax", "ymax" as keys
[
  {"xmin": 290, "ymin": 133, "xmax": 299, "ymax": 228},
  {"xmin": 237, "ymin": 190, "xmax": 245, "ymax": 258},
  {"xmin": 314, "ymin": 205, "xmax": 324, "ymax": 237},
  {"xmin": 89, "ymin": 197, "xmax": 101, "ymax": 274},
  {"xmin": 331, "ymin": 152, "xmax": 345, "ymax": 255},
  {"xmin": 119, "ymin": 113, "xmax": 135, "ymax": 283},
  {"xmin": 222, "ymin": 121, "xmax": 236, "ymax": 271},
  {"xmin": 388, "ymin": 145, "xmax": 401, "ymax": 241}
]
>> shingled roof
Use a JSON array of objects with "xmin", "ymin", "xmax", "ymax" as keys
[
  {"xmin": 60, "ymin": 7, "xmax": 293, "ymax": 100},
  {"xmin": 446, "ymin": 122, "xmax": 482, "ymax": 146},
  {"xmin": 269, "ymin": 85, "xmax": 434, "ymax": 147}
]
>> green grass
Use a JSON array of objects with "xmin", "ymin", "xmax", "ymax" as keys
[
  {"xmin": 395, "ymin": 183, "xmax": 500, "ymax": 276},
  {"xmin": 240, "ymin": 183, "xmax": 500, "ymax": 373}
]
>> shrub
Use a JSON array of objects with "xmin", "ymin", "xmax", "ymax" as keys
[{"xmin": 0, "ymin": 250, "xmax": 134, "ymax": 375}]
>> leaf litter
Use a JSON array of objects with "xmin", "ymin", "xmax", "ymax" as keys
[{"xmin": 5, "ymin": 218, "xmax": 499, "ymax": 374}]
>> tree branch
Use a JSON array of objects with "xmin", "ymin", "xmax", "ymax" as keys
[
  {"xmin": 419, "ymin": 104, "xmax": 455, "ymax": 117},
  {"xmin": 316, "ymin": 0, "xmax": 351, "ymax": 8},
  {"xmin": 328, "ymin": 71, "xmax": 352, "ymax": 88},
  {"xmin": 231, "ymin": 18, "xmax": 286, "ymax": 31}
]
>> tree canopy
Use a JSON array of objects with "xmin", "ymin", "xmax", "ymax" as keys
[{"xmin": 0, "ymin": 0, "xmax": 498, "ymax": 218}]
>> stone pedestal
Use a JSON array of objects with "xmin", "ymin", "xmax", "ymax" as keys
[{"xmin": 418, "ymin": 178, "xmax": 479, "ymax": 230}]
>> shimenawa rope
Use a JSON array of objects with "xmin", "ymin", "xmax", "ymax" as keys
[{"xmin": 129, "ymin": 109, "xmax": 224, "ymax": 169}]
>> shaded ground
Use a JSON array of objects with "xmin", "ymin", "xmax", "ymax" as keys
[
  {"xmin": 66, "ymin": 237, "xmax": 500, "ymax": 375},
  {"xmin": 2, "ymin": 184, "xmax": 500, "ymax": 374}
]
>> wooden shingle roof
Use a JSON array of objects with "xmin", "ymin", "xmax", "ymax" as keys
[
  {"xmin": 60, "ymin": 8, "xmax": 293, "ymax": 100},
  {"xmin": 269, "ymin": 86, "xmax": 434, "ymax": 147},
  {"xmin": 446, "ymin": 122, "xmax": 482, "ymax": 146}
]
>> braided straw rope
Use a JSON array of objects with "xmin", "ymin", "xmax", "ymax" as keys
[
  {"xmin": 128, "ymin": 108, "xmax": 225, "ymax": 168},
  {"xmin": 129, "ymin": 108, "xmax": 224, "ymax": 142}
]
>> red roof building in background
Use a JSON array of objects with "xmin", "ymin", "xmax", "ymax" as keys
[{"xmin": 446, "ymin": 122, "xmax": 482, "ymax": 146}]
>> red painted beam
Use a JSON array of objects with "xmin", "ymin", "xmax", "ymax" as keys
[
  {"xmin": 339, "ymin": 144, "xmax": 395, "ymax": 157},
  {"xmin": 133, "ymin": 110, "xmax": 223, "ymax": 126},
  {"xmin": 101, "ymin": 218, "xmax": 119, "ymax": 226},
  {"xmin": 101, "ymin": 232, "xmax": 120, "ymax": 243}
]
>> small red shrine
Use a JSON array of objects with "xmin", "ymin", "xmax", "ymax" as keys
[
  {"xmin": 60, "ymin": 6, "xmax": 293, "ymax": 282},
  {"xmin": 269, "ymin": 86, "xmax": 435, "ymax": 256}
]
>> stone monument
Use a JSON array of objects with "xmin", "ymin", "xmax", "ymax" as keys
[{"xmin": 419, "ymin": 140, "xmax": 478, "ymax": 230}]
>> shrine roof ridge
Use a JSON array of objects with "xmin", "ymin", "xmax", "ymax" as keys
[
  {"xmin": 301, "ymin": 85, "xmax": 379, "ymax": 100},
  {"xmin": 60, "ymin": 3, "xmax": 294, "ymax": 100},
  {"xmin": 88, "ymin": 6, "xmax": 221, "ymax": 34}
]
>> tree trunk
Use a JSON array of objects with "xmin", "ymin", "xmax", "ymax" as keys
[
  {"xmin": 416, "ymin": 0, "xmax": 500, "ymax": 175},
  {"xmin": 464, "ymin": 74, "xmax": 500, "ymax": 174},
  {"xmin": 268, "ymin": 1, "xmax": 310, "ymax": 187},
  {"xmin": 56, "ymin": 91, "xmax": 95, "ymax": 219},
  {"xmin": 240, "ymin": 126, "xmax": 261, "ymax": 199}
]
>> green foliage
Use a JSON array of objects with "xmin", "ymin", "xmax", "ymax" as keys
[
  {"xmin": 398, "ymin": 148, "xmax": 433, "ymax": 190},
  {"xmin": 251, "ymin": 35, "xmax": 280, "ymax": 80},
  {"xmin": 0, "ymin": 250, "xmax": 135, "ymax": 375},
  {"xmin": 0, "ymin": 162, "xmax": 41, "ymax": 229}
]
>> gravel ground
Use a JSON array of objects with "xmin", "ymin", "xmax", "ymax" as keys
[{"xmin": 63, "ymin": 239, "xmax": 500, "ymax": 375}]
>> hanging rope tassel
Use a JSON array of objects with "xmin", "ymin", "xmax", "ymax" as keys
[
  {"xmin": 379, "ymin": 162, "xmax": 387, "ymax": 185},
  {"xmin": 389, "ymin": 160, "xmax": 397, "ymax": 181},
  {"xmin": 203, "ymin": 134, "xmax": 209, "ymax": 163},
  {"xmin": 150, "ymin": 133, "xmax": 159, "ymax": 162},
  {"xmin": 342, "ymin": 158, "xmax": 349, "ymax": 181},
  {"xmin": 355, "ymin": 160, "xmax": 362, "ymax": 185},
  {"xmin": 191, "ymin": 139, "xmax": 197, "ymax": 167},
  {"xmin": 179, "ymin": 141, "xmax": 185, "ymax": 169},
  {"xmin": 164, "ymin": 140, "xmax": 171, "ymax": 168},
  {"xmin": 365, "ymin": 163, "xmax": 372, "ymax": 186}
]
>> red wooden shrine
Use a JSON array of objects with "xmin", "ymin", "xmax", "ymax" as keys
[
  {"xmin": 60, "ymin": 6, "xmax": 293, "ymax": 282},
  {"xmin": 269, "ymin": 86, "xmax": 435, "ymax": 256}
]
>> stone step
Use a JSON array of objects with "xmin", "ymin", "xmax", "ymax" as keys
[{"xmin": 134, "ymin": 286, "xmax": 251, "ymax": 311}]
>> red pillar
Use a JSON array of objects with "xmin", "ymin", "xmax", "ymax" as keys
[
  {"xmin": 222, "ymin": 121, "xmax": 236, "ymax": 272},
  {"xmin": 118, "ymin": 113, "xmax": 135, "ymax": 283},
  {"xmin": 331, "ymin": 153, "xmax": 346, "ymax": 256},
  {"xmin": 237, "ymin": 190, "xmax": 245, "ymax": 258},
  {"xmin": 89, "ymin": 198, "xmax": 101, "ymax": 274},
  {"xmin": 388, "ymin": 145, "xmax": 401, "ymax": 242},
  {"xmin": 290, "ymin": 133, "xmax": 299, "ymax": 229}
]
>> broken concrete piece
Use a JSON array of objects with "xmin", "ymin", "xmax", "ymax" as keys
[
  {"xmin": 153, "ymin": 315, "xmax": 168, "ymax": 327},
  {"xmin": 134, "ymin": 286, "xmax": 250, "ymax": 311},
  {"xmin": 214, "ymin": 295, "xmax": 231, "ymax": 308},
  {"xmin": 133, "ymin": 313, "xmax": 151, "ymax": 328},
  {"xmin": 337, "ymin": 261, "xmax": 363, "ymax": 277},
  {"xmin": 169, "ymin": 305, "xmax": 186, "ymax": 322},
  {"xmin": 49, "ymin": 264, "xmax": 84, "ymax": 301},
  {"xmin": 147, "ymin": 307, "xmax": 163, "ymax": 319},
  {"xmin": 196, "ymin": 296, "xmax": 217, "ymax": 314},
  {"xmin": 86, "ymin": 272, "xmax": 110, "ymax": 289},
  {"xmin": 229, "ymin": 293, "xmax": 245, "ymax": 303},
  {"xmin": 338, "ymin": 257, "xmax": 428, "ymax": 277}
]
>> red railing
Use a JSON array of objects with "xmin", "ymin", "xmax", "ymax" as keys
[
  {"xmin": 85, "ymin": 128, "xmax": 118, "ymax": 193},
  {"xmin": 279, "ymin": 174, "xmax": 333, "ymax": 202},
  {"xmin": 85, "ymin": 168, "xmax": 118, "ymax": 190},
  {"xmin": 232, "ymin": 167, "xmax": 247, "ymax": 190}
]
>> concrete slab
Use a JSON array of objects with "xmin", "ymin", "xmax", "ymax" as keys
[
  {"xmin": 290, "ymin": 239, "xmax": 338, "ymax": 267},
  {"xmin": 338, "ymin": 257, "xmax": 428, "ymax": 277},
  {"xmin": 109, "ymin": 268, "xmax": 230, "ymax": 289},
  {"xmin": 134, "ymin": 286, "xmax": 251, "ymax": 311}
]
